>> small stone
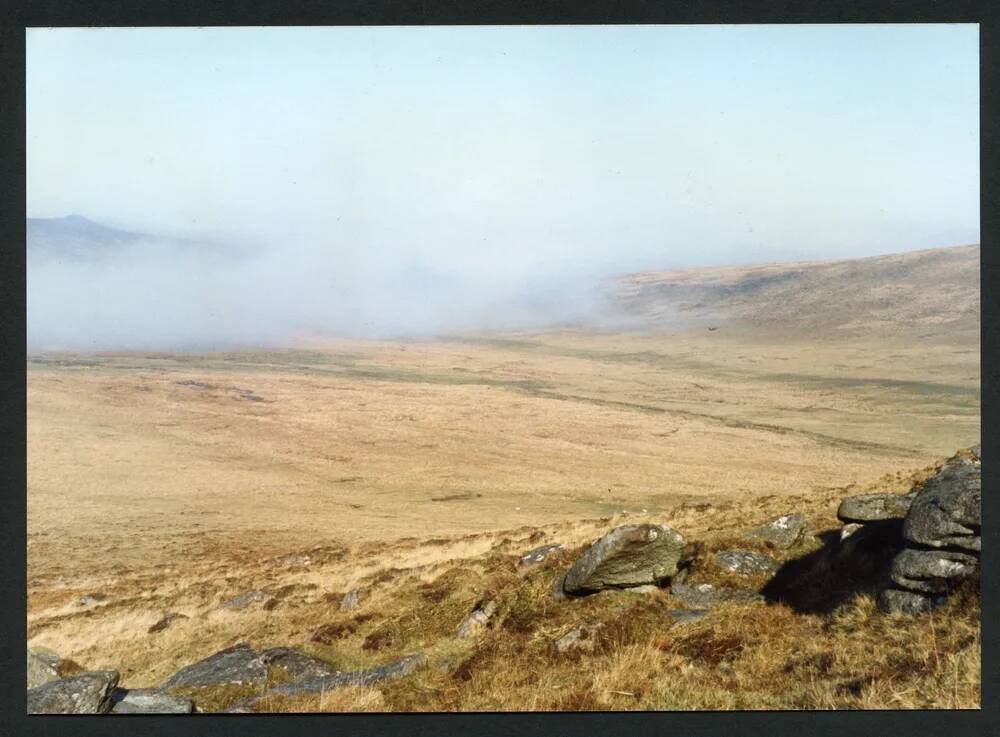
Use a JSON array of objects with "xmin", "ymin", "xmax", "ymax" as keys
[
  {"xmin": 518, "ymin": 543, "xmax": 564, "ymax": 567},
  {"xmin": 161, "ymin": 643, "xmax": 267, "ymax": 690},
  {"xmin": 621, "ymin": 584, "xmax": 661, "ymax": 595},
  {"xmin": 148, "ymin": 612, "xmax": 189, "ymax": 634},
  {"xmin": 274, "ymin": 554, "xmax": 311, "ymax": 567},
  {"xmin": 837, "ymin": 493, "xmax": 914, "ymax": 523},
  {"xmin": 745, "ymin": 513, "xmax": 806, "ymax": 549},
  {"xmin": 259, "ymin": 647, "xmax": 342, "ymax": 680},
  {"xmin": 110, "ymin": 688, "xmax": 194, "ymax": 714},
  {"xmin": 715, "ymin": 549, "xmax": 781, "ymax": 576},
  {"xmin": 456, "ymin": 600, "xmax": 498, "ymax": 639},
  {"xmin": 878, "ymin": 588, "xmax": 943, "ymax": 614},
  {"xmin": 219, "ymin": 590, "xmax": 269, "ymax": 611},
  {"xmin": 27, "ymin": 671, "xmax": 119, "ymax": 714},
  {"xmin": 27, "ymin": 649, "xmax": 61, "ymax": 689},
  {"xmin": 554, "ymin": 621, "xmax": 604, "ymax": 653},
  {"xmin": 339, "ymin": 589, "xmax": 361, "ymax": 612},
  {"xmin": 256, "ymin": 654, "xmax": 427, "ymax": 703},
  {"xmin": 670, "ymin": 581, "xmax": 764, "ymax": 608},
  {"xmin": 78, "ymin": 595, "xmax": 102, "ymax": 607},
  {"xmin": 840, "ymin": 523, "xmax": 863, "ymax": 541}
]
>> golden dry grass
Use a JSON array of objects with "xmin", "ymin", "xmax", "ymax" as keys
[{"xmin": 26, "ymin": 317, "xmax": 979, "ymax": 710}]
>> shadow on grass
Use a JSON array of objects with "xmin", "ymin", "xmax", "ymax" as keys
[{"xmin": 760, "ymin": 521, "xmax": 905, "ymax": 615}]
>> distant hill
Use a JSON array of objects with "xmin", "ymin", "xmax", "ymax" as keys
[
  {"xmin": 27, "ymin": 215, "xmax": 245, "ymax": 265},
  {"xmin": 612, "ymin": 245, "xmax": 980, "ymax": 336},
  {"xmin": 27, "ymin": 215, "xmax": 146, "ymax": 263}
]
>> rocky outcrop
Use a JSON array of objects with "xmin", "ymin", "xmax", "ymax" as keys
[
  {"xmin": 558, "ymin": 524, "xmax": 686, "ymax": 596},
  {"xmin": 27, "ymin": 671, "xmax": 119, "ymax": 714},
  {"xmin": 161, "ymin": 643, "xmax": 267, "ymax": 690},
  {"xmin": 875, "ymin": 448, "xmax": 981, "ymax": 613},
  {"xmin": 110, "ymin": 688, "xmax": 194, "ymax": 714},
  {"xmin": 715, "ymin": 549, "xmax": 780, "ymax": 576},
  {"xmin": 745, "ymin": 513, "xmax": 805, "ymax": 549}
]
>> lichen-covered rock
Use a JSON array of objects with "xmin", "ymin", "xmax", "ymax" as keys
[
  {"xmin": 561, "ymin": 524, "xmax": 686, "ymax": 595},
  {"xmin": 889, "ymin": 547, "xmax": 979, "ymax": 594},
  {"xmin": 878, "ymin": 588, "xmax": 942, "ymax": 614},
  {"xmin": 27, "ymin": 649, "xmax": 61, "ymax": 689},
  {"xmin": 456, "ymin": 600, "xmax": 497, "ymax": 639},
  {"xmin": 670, "ymin": 581, "xmax": 764, "ymax": 608},
  {"xmin": 161, "ymin": 643, "xmax": 267, "ymax": 690},
  {"xmin": 259, "ymin": 647, "xmax": 342, "ymax": 681},
  {"xmin": 903, "ymin": 455, "xmax": 981, "ymax": 551},
  {"xmin": 715, "ymin": 549, "xmax": 781, "ymax": 576},
  {"xmin": 518, "ymin": 543, "xmax": 563, "ymax": 567},
  {"xmin": 110, "ymin": 688, "xmax": 194, "ymax": 714},
  {"xmin": 27, "ymin": 670, "xmax": 119, "ymax": 714},
  {"xmin": 837, "ymin": 492, "xmax": 914, "ymax": 523},
  {"xmin": 745, "ymin": 513, "xmax": 805, "ymax": 549},
  {"xmin": 243, "ymin": 653, "xmax": 427, "ymax": 707},
  {"xmin": 877, "ymin": 447, "xmax": 982, "ymax": 614}
]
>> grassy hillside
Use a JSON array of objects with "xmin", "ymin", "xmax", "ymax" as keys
[{"xmin": 614, "ymin": 244, "xmax": 979, "ymax": 337}]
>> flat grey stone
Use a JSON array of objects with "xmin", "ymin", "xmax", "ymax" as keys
[
  {"xmin": 878, "ymin": 588, "xmax": 944, "ymax": 614},
  {"xmin": 715, "ymin": 549, "xmax": 781, "ymax": 576},
  {"xmin": 110, "ymin": 688, "xmax": 194, "ymax": 714},
  {"xmin": 259, "ymin": 647, "xmax": 342, "ymax": 681},
  {"xmin": 27, "ymin": 649, "xmax": 61, "ymax": 689},
  {"xmin": 161, "ymin": 643, "xmax": 267, "ymax": 690},
  {"xmin": 670, "ymin": 581, "xmax": 764, "ymax": 608},
  {"xmin": 838, "ymin": 493, "xmax": 914, "ymax": 523},
  {"xmin": 518, "ymin": 543, "xmax": 564, "ymax": 567},
  {"xmin": 562, "ymin": 524, "xmax": 686, "ymax": 595},
  {"xmin": 249, "ymin": 653, "xmax": 427, "ymax": 705},
  {"xmin": 27, "ymin": 670, "xmax": 119, "ymax": 714},
  {"xmin": 890, "ymin": 547, "xmax": 979, "ymax": 594},
  {"xmin": 745, "ymin": 513, "xmax": 806, "ymax": 549}
]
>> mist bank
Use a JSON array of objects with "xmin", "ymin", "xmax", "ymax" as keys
[{"xmin": 27, "ymin": 217, "xmax": 637, "ymax": 350}]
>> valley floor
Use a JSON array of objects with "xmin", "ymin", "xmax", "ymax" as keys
[{"xmin": 26, "ymin": 324, "xmax": 980, "ymax": 709}]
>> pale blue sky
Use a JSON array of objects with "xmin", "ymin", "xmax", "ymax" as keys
[
  {"xmin": 28, "ymin": 25, "xmax": 978, "ymax": 273},
  {"xmin": 25, "ymin": 25, "xmax": 980, "ymax": 346}
]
